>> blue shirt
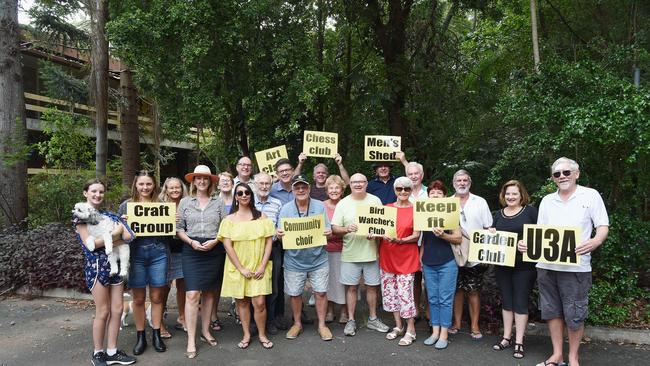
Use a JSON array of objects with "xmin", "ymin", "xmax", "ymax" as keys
[
  {"xmin": 278, "ymin": 198, "xmax": 330, "ymax": 272},
  {"xmin": 366, "ymin": 175, "xmax": 397, "ymax": 204},
  {"xmin": 255, "ymin": 195, "xmax": 283, "ymax": 228},
  {"xmin": 270, "ymin": 181, "xmax": 294, "ymax": 206}
]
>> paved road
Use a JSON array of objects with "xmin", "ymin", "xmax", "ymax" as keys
[{"xmin": 0, "ymin": 296, "xmax": 647, "ymax": 366}]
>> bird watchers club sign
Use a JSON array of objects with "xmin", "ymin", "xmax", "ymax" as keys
[
  {"xmin": 413, "ymin": 198, "xmax": 460, "ymax": 230},
  {"xmin": 522, "ymin": 224, "xmax": 582, "ymax": 265},
  {"xmin": 303, "ymin": 130, "xmax": 338, "ymax": 158},
  {"xmin": 255, "ymin": 145, "xmax": 289, "ymax": 177},
  {"xmin": 281, "ymin": 215, "xmax": 327, "ymax": 250},
  {"xmin": 126, "ymin": 203, "xmax": 176, "ymax": 236},
  {"xmin": 364, "ymin": 135, "xmax": 401, "ymax": 161},
  {"xmin": 355, "ymin": 205, "xmax": 397, "ymax": 237},
  {"xmin": 468, "ymin": 230, "xmax": 518, "ymax": 267}
]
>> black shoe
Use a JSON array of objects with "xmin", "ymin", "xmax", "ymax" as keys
[
  {"xmin": 301, "ymin": 309, "xmax": 314, "ymax": 325},
  {"xmin": 105, "ymin": 349, "xmax": 136, "ymax": 365},
  {"xmin": 91, "ymin": 351, "xmax": 108, "ymax": 366},
  {"xmin": 152, "ymin": 328, "xmax": 167, "ymax": 352},
  {"xmin": 273, "ymin": 316, "xmax": 289, "ymax": 330},
  {"xmin": 267, "ymin": 321, "xmax": 279, "ymax": 335},
  {"xmin": 133, "ymin": 330, "xmax": 147, "ymax": 355}
]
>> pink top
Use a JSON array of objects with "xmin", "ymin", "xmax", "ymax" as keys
[{"xmin": 325, "ymin": 204, "xmax": 343, "ymax": 252}]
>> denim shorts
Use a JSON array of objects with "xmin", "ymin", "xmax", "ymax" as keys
[
  {"xmin": 128, "ymin": 240, "xmax": 169, "ymax": 288},
  {"xmin": 284, "ymin": 266, "xmax": 329, "ymax": 296}
]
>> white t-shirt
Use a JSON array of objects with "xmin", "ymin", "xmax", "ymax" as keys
[
  {"xmin": 536, "ymin": 185, "xmax": 609, "ymax": 272},
  {"xmin": 457, "ymin": 193, "xmax": 493, "ymax": 267}
]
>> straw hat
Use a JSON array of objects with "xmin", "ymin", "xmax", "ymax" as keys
[{"xmin": 184, "ymin": 165, "xmax": 219, "ymax": 184}]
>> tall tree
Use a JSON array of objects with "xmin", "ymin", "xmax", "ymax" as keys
[
  {"xmin": 0, "ymin": 0, "xmax": 28, "ymax": 226},
  {"xmin": 88, "ymin": 0, "xmax": 108, "ymax": 178},
  {"xmin": 119, "ymin": 66, "xmax": 139, "ymax": 187}
]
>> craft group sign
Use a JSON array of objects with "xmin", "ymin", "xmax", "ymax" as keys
[
  {"xmin": 355, "ymin": 205, "xmax": 397, "ymax": 237},
  {"xmin": 364, "ymin": 135, "xmax": 401, "ymax": 161},
  {"xmin": 468, "ymin": 230, "xmax": 518, "ymax": 267},
  {"xmin": 413, "ymin": 198, "xmax": 460, "ymax": 230},
  {"xmin": 255, "ymin": 145, "xmax": 289, "ymax": 177},
  {"xmin": 303, "ymin": 130, "xmax": 338, "ymax": 158},
  {"xmin": 522, "ymin": 224, "xmax": 582, "ymax": 265},
  {"xmin": 280, "ymin": 215, "xmax": 327, "ymax": 250},
  {"xmin": 126, "ymin": 202, "xmax": 176, "ymax": 236}
]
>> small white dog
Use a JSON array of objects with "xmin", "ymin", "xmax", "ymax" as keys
[
  {"xmin": 73, "ymin": 202, "xmax": 130, "ymax": 278},
  {"xmin": 121, "ymin": 299, "xmax": 153, "ymax": 330}
]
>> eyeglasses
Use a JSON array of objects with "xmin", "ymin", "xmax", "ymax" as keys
[
  {"xmin": 237, "ymin": 163, "xmax": 252, "ymax": 167},
  {"xmin": 350, "ymin": 180, "xmax": 366, "ymax": 185},
  {"xmin": 552, "ymin": 170, "xmax": 572, "ymax": 178},
  {"xmin": 236, "ymin": 190, "xmax": 251, "ymax": 197},
  {"xmin": 395, "ymin": 187, "xmax": 412, "ymax": 192},
  {"xmin": 277, "ymin": 168, "xmax": 293, "ymax": 174}
]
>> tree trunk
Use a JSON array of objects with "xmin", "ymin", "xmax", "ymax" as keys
[
  {"xmin": 89, "ymin": 0, "xmax": 109, "ymax": 179},
  {"xmin": 530, "ymin": 0, "xmax": 541, "ymax": 73},
  {"xmin": 315, "ymin": 0, "xmax": 326, "ymax": 131},
  {"xmin": 0, "ymin": 0, "xmax": 28, "ymax": 227},
  {"xmin": 119, "ymin": 67, "xmax": 140, "ymax": 189}
]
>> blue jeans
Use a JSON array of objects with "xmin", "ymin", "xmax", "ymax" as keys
[
  {"xmin": 423, "ymin": 259, "xmax": 458, "ymax": 328},
  {"xmin": 129, "ymin": 241, "xmax": 168, "ymax": 288}
]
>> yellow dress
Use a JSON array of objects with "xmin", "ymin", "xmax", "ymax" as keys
[{"xmin": 217, "ymin": 217, "xmax": 274, "ymax": 298}]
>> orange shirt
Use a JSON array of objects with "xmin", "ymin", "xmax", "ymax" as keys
[{"xmin": 379, "ymin": 204, "xmax": 420, "ymax": 274}]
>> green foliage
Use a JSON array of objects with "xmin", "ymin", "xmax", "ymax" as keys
[
  {"xmin": 38, "ymin": 60, "xmax": 88, "ymax": 104},
  {"xmin": 36, "ymin": 109, "xmax": 95, "ymax": 169}
]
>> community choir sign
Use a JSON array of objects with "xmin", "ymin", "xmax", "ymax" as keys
[
  {"xmin": 355, "ymin": 205, "xmax": 397, "ymax": 237},
  {"xmin": 126, "ymin": 202, "xmax": 176, "ymax": 236},
  {"xmin": 281, "ymin": 215, "xmax": 327, "ymax": 250},
  {"xmin": 522, "ymin": 224, "xmax": 582, "ymax": 265},
  {"xmin": 255, "ymin": 145, "xmax": 289, "ymax": 177},
  {"xmin": 468, "ymin": 230, "xmax": 518, "ymax": 267},
  {"xmin": 413, "ymin": 197, "xmax": 460, "ymax": 230},
  {"xmin": 364, "ymin": 135, "xmax": 401, "ymax": 161},
  {"xmin": 303, "ymin": 130, "xmax": 338, "ymax": 158}
]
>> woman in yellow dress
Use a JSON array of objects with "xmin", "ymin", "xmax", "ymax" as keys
[{"xmin": 218, "ymin": 182, "xmax": 275, "ymax": 350}]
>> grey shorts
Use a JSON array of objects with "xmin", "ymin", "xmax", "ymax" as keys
[
  {"xmin": 340, "ymin": 260, "xmax": 381, "ymax": 286},
  {"xmin": 537, "ymin": 268, "xmax": 592, "ymax": 330},
  {"xmin": 284, "ymin": 266, "xmax": 329, "ymax": 296}
]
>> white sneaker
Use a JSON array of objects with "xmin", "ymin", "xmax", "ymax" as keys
[{"xmin": 367, "ymin": 317, "xmax": 390, "ymax": 333}]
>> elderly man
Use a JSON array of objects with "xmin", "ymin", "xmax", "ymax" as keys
[
  {"xmin": 331, "ymin": 173, "xmax": 390, "ymax": 336},
  {"xmin": 450, "ymin": 169, "xmax": 493, "ymax": 339},
  {"xmin": 234, "ymin": 156, "xmax": 254, "ymax": 187},
  {"xmin": 253, "ymin": 172, "xmax": 286, "ymax": 335},
  {"xmin": 295, "ymin": 153, "xmax": 351, "ymax": 201},
  {"xmin": 366, "ymin": 163, "xmax": 397, "ymax": 205},
  {"xmin": 270, "ymin": 158, "xmax": 295, "ymax": 205},
  {"xmin": 522, "ymin": 157, "xmax": 608, "ymax": 366},
  {"xmin": 396, "ymin": 152, "xmax": 427, "ymax": 201},
  {"xmin": 277, "ymin": 175, "xmax": 333, "ymax": 341}
]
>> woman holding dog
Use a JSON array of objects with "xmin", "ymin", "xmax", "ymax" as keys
[
  {"xmin": 75, "ymin": 178, "xmax": 136, "ymax": 366},
  {"xmin": 119, "ymin": 170, "xmax": 169, "ymax": 355},
  {"xmin": 176, "ymin": 165, "xmax": 227, "ymax": 359}
]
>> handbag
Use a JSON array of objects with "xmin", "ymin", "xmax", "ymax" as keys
[{"xmin": 451, "ymin": 228, "xmax": 470, "ymax": 267}]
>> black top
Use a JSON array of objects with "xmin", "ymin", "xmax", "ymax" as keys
[
  {"xmin": 492, "ymin": 205, "xmax": 538, "ymax": 270},
  {"xmin": 421, "ymin": 231, "xmax": 456, "ymax": 266}
]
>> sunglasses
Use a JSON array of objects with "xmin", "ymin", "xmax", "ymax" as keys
[
  {"xmin": 236, "ymin": 190, "xmax": 251, "ymax": 197},
  {"xmin": 552, "ymin": 170, "xmax": 572, "ymax": 178},
  {"xmin": 395, "ymin": 187, "xmax": 412, "ymax": 192}
]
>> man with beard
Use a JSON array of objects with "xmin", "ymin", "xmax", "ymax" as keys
[
  {"xmin": 449, "ymin": 169, "xmax": 493, "ymax": 340},
  {"xmin": 521, "ymin": 157, "xmax": 608, "ymax": 366},
  {"xmin": 366, "ymin": 163, "xmax": 397, "ymax": 205},
  {"xmin": 295, "ymin": 153, "xmax": 351, "ymax": 201}
]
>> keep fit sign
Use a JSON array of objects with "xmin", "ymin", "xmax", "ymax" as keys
[
  {"xmin": 126, "ymin": 202, "xmax": 176, "ymax": 236},
  {"xmin": 281, "ymin": 215, "xmax": 327, "ymax": 250},
  {"xmin": 413, "ymin": 198, "xmax": 460, "ymax": 230},
  {"xmin": 522, "ymin": 224, "xmax": 582, "ymax": 265},
  {"xmin": 364, "ymin": 135, "xmax": 401, "ymax": 161},
  {"xmin": 355, "ymin": 205, "xmax": 397, "ymax": 237},
  {"xmin": 255, "ymin": 145, "xmax": 289, "ymax": 177},
  {"xmin": 303, "ymin": 130, "xmax": 338, "ymax": 158},
  {"xmin": 468, "ymin": 230, "xmax": 518, "ymax": 267}
]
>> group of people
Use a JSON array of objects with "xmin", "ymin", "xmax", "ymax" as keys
[{"xmin": 76, "ymin": 154, "xmax": 608, "ymax": 366}]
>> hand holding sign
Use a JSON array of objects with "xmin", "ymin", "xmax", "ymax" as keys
[
  {"xmin": 468, "ymin": 230, "xmax": 518, "ymax": 267},
  {"xmin": 126, "ymin": 202, "xmax": 176, "ymax": 236},
  {"xmin": 355, "ymin": 205, "xmax": 397, "ymax": 237},
  {"xmin": 281, "ymin": 215, "xmax": 327, "ymax": 250},
  {"xmin": 303, "ymin": 130, "xmax": 338, "ymax": 158},
  {"xmin": 522, "ymin": 224, "xmax": 582, "ymax": 265},
  {"xmin": 255, "ymin": 145, "xmax": 289, "ymax": 177},
  {"xmin": 413, "ymin": 198, "xmax": 460, "ymax": 230},
  {"xmin": 364, "ymin": 135, "xmax": 401, "ymax": 161}
]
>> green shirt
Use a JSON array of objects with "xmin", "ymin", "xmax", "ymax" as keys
[{"xmin": 331, "ymin": 193, "xmax": 382, "ymax": 262}]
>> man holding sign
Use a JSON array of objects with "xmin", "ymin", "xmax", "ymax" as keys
[
  {"xmin": 276, "ymin": 175, "xmax": 333, "ymax": 341},
  {"xmin": 521, "ymin": 158, "xmax": 609, "ymax": 366},
  {"xmin": 295, "ymin": 152, "xmax": 351, "ymax": 201}
]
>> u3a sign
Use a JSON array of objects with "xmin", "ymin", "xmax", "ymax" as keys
[{"xmin": 522, "ymin": 225, "xmax": 582, "ymax": 266}]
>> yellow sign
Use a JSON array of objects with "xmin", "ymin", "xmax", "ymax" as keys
[
  {"xmin": 364, "ymin": 135, "xmax": 401, "ymax": 161},
  {"xmin": 355, "ymin": 205, "xmax": 397, "ymax": 237},
  {"xmin": 468, "ymin": 230, "xmax": 518, "ymax": 267},
  {"xmin": 281, "ymin": 215, "xmax": 327, "ymax": 250},
  {"xmin": 522, "ymin": 225, "xmax": 582, "ymax": 265},
  {"xmin": 255, "ymin": 145, "xmax": 289, "ymax": 177},
  {"xmin": 126, "ymin": 202, "xmax": 176, "ymax": 236},
  {"xmin": 413, "ymin": 197, "xmax": 460, "ymax": 230},
  {"xmin": 303, "ymin": 130, "xmax": 338, "ymax": 158}
]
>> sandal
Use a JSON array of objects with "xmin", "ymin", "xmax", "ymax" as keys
[
  {"xmin": 448, "ymin": 326, "xmax": 459, "ymax": 335},
  {"xmin": 174, "ymin": 323, "xmax": 187, "ymax": 332},
  {"xmin": 513, "ymin": 343, "xmax": 525, "ymax": 359},
  {"xmin": 210, "ymin": 319, "xmax": 222, "ymax": 331},
  {"xmin": 398, "ymin": 332, "xmax": 416, "ymax": 346},
  {"xmin": 259, "ymin": 339, "xmax": 274, "ymax": 349},
  {"xmin": 492, "ymin": 337, "xmax": 512, "ymax": 350},
  {"xmin": 470, "ymin": 330, "xmax": 483, "ymax": 340},
  {"xmin": 237, "ymin": 339, "xmax": 250, "ymax": 349},
  {"xmin": 185, "ymin": 350, "xmax": 197, "ymax": 359},
  {"xmin": 160, "ymin": 329, "xmax": 172, "ymax": 339},
  {"xmin": 200, "ymin": 335, "xmax": 218, "ymax": 347},
  {"xmin": 535, "ymin": 362, "xmax": 561, "ymax": 366},
  {"xmin": 386, "ymin": 326, "xmax": 404, "ymax": 340}
]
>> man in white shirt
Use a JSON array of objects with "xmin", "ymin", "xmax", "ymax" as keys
[{"xmin": 520, "ymin": 157, "xmax": 608, "ymax": 366}]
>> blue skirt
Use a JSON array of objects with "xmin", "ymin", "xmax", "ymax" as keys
[{"xmin": 182, "ymin": 237, "xmax": 225, "ymax": 291}]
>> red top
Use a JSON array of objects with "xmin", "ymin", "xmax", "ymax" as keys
[
  {"xmin": 379, "ymin": 204, "xmax": 420, "ymax": 274},
  {"xmin": 325, "ymin": 203, "xmax": 343, "ymax": 252}
]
